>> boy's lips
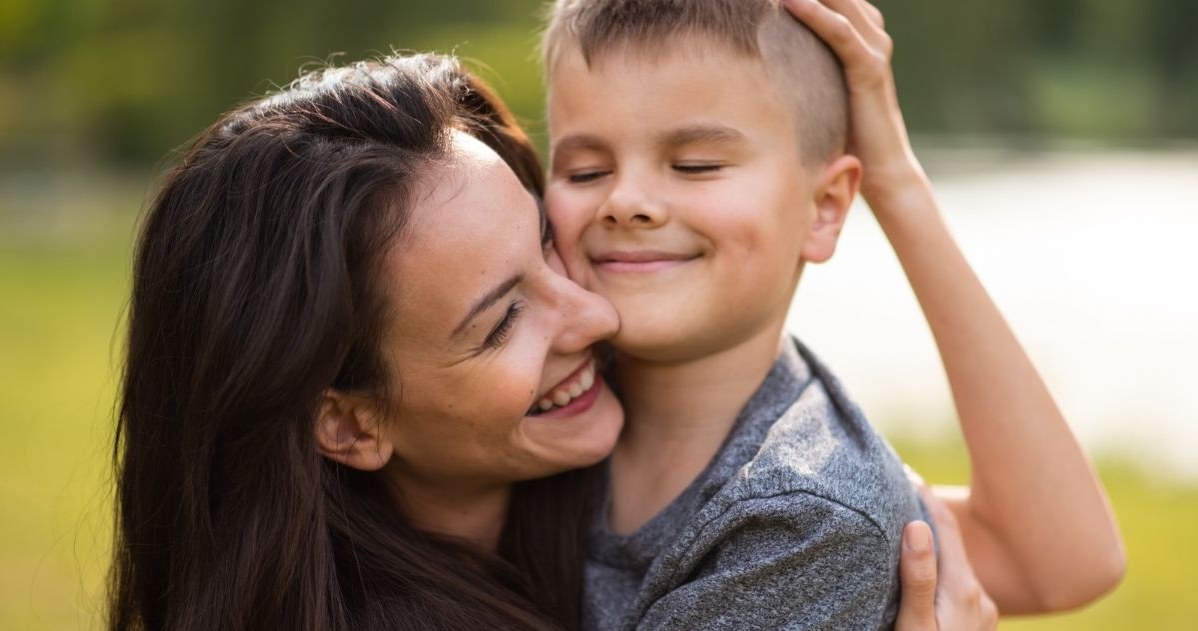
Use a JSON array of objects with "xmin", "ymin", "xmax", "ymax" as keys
[{"xmin": 590, "ymin": 250, "xmax": 700, "ymax": 273}]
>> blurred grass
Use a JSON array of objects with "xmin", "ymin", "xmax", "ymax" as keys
[
  {"xmin": 0, "ymin": 177, "xmax": 135, "ymax": 629},
  {"xmin": 1, "ymin": 181, "xmax": 1195, "ymax": 629},
  {"xmin": 895, "ymin": 437, "xmax": 1198, "ymax": 630}
]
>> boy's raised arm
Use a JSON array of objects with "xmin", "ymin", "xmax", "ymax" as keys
[{"xmin": 783, "ymin": 0, "xmax": 1125, "ymax": 614}]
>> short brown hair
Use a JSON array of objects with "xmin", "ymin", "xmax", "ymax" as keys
[{"xmin": 542, "ymin": 0, "xmax": 847, "ymax": 161}]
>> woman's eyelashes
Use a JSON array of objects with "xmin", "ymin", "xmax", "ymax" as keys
[{"xmin": 482, "ymin": 301, "xmax": 524, "ymax": 350}]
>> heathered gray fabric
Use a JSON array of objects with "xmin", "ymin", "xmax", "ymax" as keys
[{"xmin": 584, "ymin": 338, "xmax": 927, "ymax": 631}]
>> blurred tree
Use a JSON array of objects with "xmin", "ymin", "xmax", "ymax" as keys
[{"xmin": 0, "ymin": 0, "xmax": 1194, "ymax": 168}]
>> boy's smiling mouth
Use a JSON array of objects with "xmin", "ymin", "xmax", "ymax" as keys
[{"xmin": 590, "ymin": 249, "xmax": 702, "ymax": 273}]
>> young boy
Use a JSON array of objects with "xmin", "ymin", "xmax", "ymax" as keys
[{"xmin": 540, "ymin": 0, "xmax": 1123, "ymax": 628}]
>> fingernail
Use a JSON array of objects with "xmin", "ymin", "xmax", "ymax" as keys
[{"xmin": 905, "ymin": 523, "xmax": 932, "ymax": 552}]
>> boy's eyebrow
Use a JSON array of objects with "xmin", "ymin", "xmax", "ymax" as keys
[
  {"xmin": 551, "ymin": 125, "xmax": 747, "ymax": 156},
  {"xmin": 657, "ymin": 124, "xmax": 747, "ymax": 147},
  {"xmin": 551, "ymin": 134, "xmax": 608, "ymax": 155}
]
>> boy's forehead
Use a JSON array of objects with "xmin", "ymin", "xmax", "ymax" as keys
[
  {"xmin": 547, "ymin": 35, "xmax": 797, "ymax": 145},
  {"xmin": 551, "ymin": 30, "xmax": 759, "ymax": 76}
]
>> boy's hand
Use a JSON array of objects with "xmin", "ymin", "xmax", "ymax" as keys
[
  {"xmin": 782, "ymin": 0, "xmax": 926, "ymax": 209},
  {"xmin": 897, "ymin": 486, "xmax": 999, "ymax": 631}
]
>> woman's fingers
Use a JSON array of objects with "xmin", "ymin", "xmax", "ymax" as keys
[
  {"xmin": 918, "ymin": 486, "xmax": 1000, "ymax": 631},
  {"xmin": 919, "ymin": 486, "xmax": 970, "ymax": 586},
  {"xmin": 896, "ymin": 520, "xmax": 940, "ymax": 631}
]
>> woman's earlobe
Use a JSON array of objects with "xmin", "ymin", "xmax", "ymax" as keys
[{"xmin": 314, "ymin": 389, "xmax": 393, "ymax": 471}]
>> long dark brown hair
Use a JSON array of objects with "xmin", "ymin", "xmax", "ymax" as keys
[{"xmin": 110, "ymin": 53, "xmax": 594, "ymax": 631}]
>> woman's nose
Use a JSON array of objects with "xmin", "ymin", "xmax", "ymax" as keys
[{"xmin": 549, "ymin": 273, "xmax": 619, "ymax": 353}]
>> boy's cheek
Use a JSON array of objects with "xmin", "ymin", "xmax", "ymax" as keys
[
  {"xmin": 546, "ymin": 245, "xmax": 569, "ymax": 277},
  {"xmin": 545, "ymin": 190, "xmax": 593, "ymax": 255},
  {"xmin": 544, "ymin": 216, "xmax": 592, "ymax": 289},
  {"xmin": 560, "ymin": 245, "xmax": 596, "ymax": 290},
  {"xmin": 545, "ymin": 187, "xmax": 593, "ymax": 230}
]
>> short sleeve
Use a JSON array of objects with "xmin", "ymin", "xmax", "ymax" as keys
[{"xmin": 634, "ymin": 493, "xmax": 897, "ymax": 631}]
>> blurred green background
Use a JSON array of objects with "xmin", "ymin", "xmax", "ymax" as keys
[{"xmin": 1, "ymin": 0, "xmax": 1196, "ymax": 629}]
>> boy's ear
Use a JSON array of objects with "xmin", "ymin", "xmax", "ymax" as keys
[
  {"xmin": 313, "ymin": 389, "xmax": 394, "ymax": 471},
  {"xmin": 801, "ymin": 154, "xmax": 862, "ymax": 264}
]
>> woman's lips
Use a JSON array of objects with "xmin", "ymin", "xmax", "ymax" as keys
[
  {"xmin": 532, "ymin": 373, "xmax": 604, "ymax": 420},
  {"xmin": 526, "ymin": 356, "xmax": 597, "ymax": 417}
]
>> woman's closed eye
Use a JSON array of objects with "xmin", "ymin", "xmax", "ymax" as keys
[{"xmin": 482, "ymin": 301, "xmax": 524, "ymax": 350}]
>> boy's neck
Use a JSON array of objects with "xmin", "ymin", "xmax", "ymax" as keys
[{"xmin": 607, "ymin": 321, "xmax": 787, "ymax": 534}]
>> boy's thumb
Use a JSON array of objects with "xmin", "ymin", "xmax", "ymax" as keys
[{"xmin": 896, "ymin": 520, "xmax": 939, "ymax": 631}]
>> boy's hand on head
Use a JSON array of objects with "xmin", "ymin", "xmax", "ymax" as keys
[{"xmin": 782, "ymin": 0, "xmax": 926, "ymax": 210}]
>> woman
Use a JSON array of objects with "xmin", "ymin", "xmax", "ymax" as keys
[
  {"xmin": 109, "ymin": 53, "xmax": 990, "ymax": 631},
  {"xmin": 112, "ymin": 54, "xmax": 625, "ymax": 631}
]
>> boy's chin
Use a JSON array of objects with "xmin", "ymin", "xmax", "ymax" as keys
[{"xmin": 610, "ymin": 321, "xmax": 714, "ymax": 365}]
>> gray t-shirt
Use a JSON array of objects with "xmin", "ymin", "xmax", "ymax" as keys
[{"xmin": 584, "ymin": 338, "xmax": 926, "ymax": 630}]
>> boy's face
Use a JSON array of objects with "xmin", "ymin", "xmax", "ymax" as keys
[{"xmin": 546, "ymin": 39, "xmax": 845, "ymax": 363}]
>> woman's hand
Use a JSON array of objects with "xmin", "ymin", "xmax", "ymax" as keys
[
  {"xmin": 897, "ymin": 486, "xmax": 998, "ymax": 631},
  {"xmin": 781, "ymin": 0, "xmax": 925, "ymax": 209}
]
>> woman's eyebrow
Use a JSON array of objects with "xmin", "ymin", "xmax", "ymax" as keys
[{"xmin": 451, "ymin": 274, "xmax": 523, "ymax": 338}]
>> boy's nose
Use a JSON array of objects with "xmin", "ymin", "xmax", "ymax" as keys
[{"xmin": 598, "ymin": 176, "xmax": 667, "ymax": 229}]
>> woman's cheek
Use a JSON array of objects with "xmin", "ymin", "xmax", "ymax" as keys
[{"xmin": 503, "ymin": 334, "xmax": 552, "ymax": 417}]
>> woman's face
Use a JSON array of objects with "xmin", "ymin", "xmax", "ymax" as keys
[{"xmin": 374, "ymin": 131, "xmax": 624, "ymax": 493}]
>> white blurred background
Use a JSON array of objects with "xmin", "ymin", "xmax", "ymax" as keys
[{"xmin": 790, "ymin": 148, "xmax": 1198, "ymax": 480}]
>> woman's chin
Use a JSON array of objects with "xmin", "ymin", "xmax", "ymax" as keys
[{"xmin": 522, "ymin": 384, "xmax": 624, "ymax": 472}]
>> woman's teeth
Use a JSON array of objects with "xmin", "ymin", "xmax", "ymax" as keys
[{"xmin": 530, "ymin": 360, "xmax": 597, "ymax": 415}]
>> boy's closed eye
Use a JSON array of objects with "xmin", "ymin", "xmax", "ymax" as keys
[
  {"xmin": 672, "ymin": 163, "xmax": 726, "ymax": 176},
  {"xmin": 566, "ymin": 169, "xmax": 612, "ymax": 184}
]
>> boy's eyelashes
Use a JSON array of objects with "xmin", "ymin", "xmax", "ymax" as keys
[
  {"xmin": 563, "ymin": 163, "xmax": 725, "ymax": 184},
  {"xmin": 566, "ymin": 169, "xmax": 611, "ymax": 184},
  {"xmin": 672, "ymin": 163, "xmax": 724, "ymax": 175}
]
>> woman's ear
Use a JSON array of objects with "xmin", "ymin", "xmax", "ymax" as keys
[
  {"xmin": 314, "ymin": 389, "xmax": 393, "ymax": 471},
  {"xmin": 801, "ymin": 154, "xmax": 862, "ymax": 264}
]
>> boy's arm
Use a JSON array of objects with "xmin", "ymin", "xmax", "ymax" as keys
[{"xmin": 783, "ymin": 0, "xmax": 1125, "ymax": 614}]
